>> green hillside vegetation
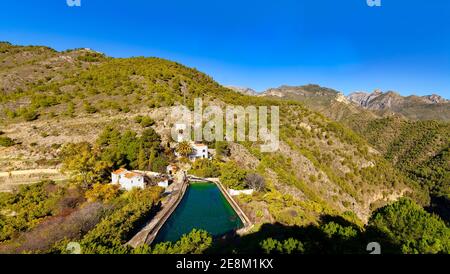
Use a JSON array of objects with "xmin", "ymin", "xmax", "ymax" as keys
[
  {"xmin": 207, "ymin": 198, "xmax": 449, "ymax": 254},
  {"xmin": 356, "ymin": 118, "xmax": 449, "ymax": 199},
  {"xmin": 262, "ymin": 85, "xmax": 449, "ymax": 220},
  {"xmin": 0, "ymin": 44, "xmax": 430, "ymax": 218},
  {"xmin": 0, "ymin": 43, "xmax": 448, "ymax": 254},
  {"xmin": 0, "ymin": 181, "xmax": 69, "ymax": 242}
]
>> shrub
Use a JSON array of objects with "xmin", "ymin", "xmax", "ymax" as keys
[
  {"xmin": 139, "ymin": 116, "xmax": 155, "ymax": 128},
  {"xmin": 22, "ymin": 109, "xmax": 39, "ymax": 121},
  {"xmin": 134, "ymin": 229, "xmax": 212, "ymax": 254},
  {"xmin": 85, "ymin": 183, "xmax": 121, "ymax": 202},
  {"xmin": 245, "ymin": 173, "xmax": 266, "ymax": 192},
  {"xmin": 83, "ymin": 102, "xmax": 97, "ymax": 114},
  {"xmin": 260, "ymin": 238, "xmax": 305, "ymax": 254},
  {"xmin": 0, "ymin": 136, "xmax": 15, "ymax": 147},
  {"xmin": 215, "ymin": 141, "xmax": 230, "ymax": 157},
  {"xmin": 219, "ymin": 161, "xmax": 247, "ymax": 190},
  {"xmin": 190, "ymin": 159, "xmax": 220, "ymax": 178}
]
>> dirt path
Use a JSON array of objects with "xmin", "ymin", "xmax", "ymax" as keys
[
  {"xmin": 0, "ymin": 169, "xmax": 68, "ymax": 192},
  {"xmin": 0, "ymin": 169, "xmax": 60, "ymax": 177}
]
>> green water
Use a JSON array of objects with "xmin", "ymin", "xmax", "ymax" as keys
[{"xmin": 154, "ymin": 182, "xmax": 243, "ymax": 243}]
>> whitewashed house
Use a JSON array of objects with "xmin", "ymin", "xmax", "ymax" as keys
[
  {"xmin": 111, "ymin": 168, "xmax": 145, "ymax": 191},
  {"xmin": 189, "ymin": 143, "xmax": 209, "ymax": 160},
  {"xmin": 157, "ymin": 178, "xmax": 170, "ymax": 188},
  {"xmin": 174, "ymin": 142, "xmax": 210, "ymax": 161}
]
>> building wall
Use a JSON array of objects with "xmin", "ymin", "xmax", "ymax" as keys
[
  {"xmin": 158, "ymin": 180, "xmax": 169, "ymax": 188},
  {"xmin": 111, "ymin": 173, "xmax": 120, "ymax": 184},
  {"xmin": 191, "ymin": 146, "xmax": 208, "ymax": 159},
  {"xmin": 111, "ymin": 173, "xmax": 145, "ymax": 190}
]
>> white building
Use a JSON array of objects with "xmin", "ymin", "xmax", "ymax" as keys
[
  {"xmin": 111, "ymin": 168, "xmax": 145, "ymax": 191},
  {"xmin": 157, "ymin": 179, "xmax": 169, "ymax": 188},
  {"xmin": 189, "ymin": 143, "xmax": 209, "ymax": 160},
  {"xmin": 174, "ymin": 142, "xmax": 210, "ymax": 161}
]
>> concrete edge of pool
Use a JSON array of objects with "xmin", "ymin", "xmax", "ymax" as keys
[{"xmin": 127, "ymin": 176, "xmax": 253, "ymax": 248}]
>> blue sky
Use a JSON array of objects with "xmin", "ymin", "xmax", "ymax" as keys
[{"xmin": 1, "ymin": 0, "xmax": 449, "ymax": 97}]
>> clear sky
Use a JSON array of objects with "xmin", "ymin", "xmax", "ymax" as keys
[{"xmin": 1, "ymin": 0, "xmax": 449, "ymax": 97}]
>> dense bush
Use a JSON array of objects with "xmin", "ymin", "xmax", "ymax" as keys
[
  {"xmin": 368, "ymin": 198, "xmax": 450, "ymax": 254},
  {"xmin": 134, "ymin": 116, "xmax": 155, "ymax": 128},
  {"xmin": 97, "ymin": 126, "xmax": 165, "ymax": 172},
  {"xmin": 0, "ymin": 181, "xmax": 67, "ymax": 242},
  {"xmin": 134, "ymin": 229, "xmax": 212, "ymax": 254},
  {"xmin": 20, "ymin": 108, "xmax": 39, "ymax": 121},
  {"xmin": 60, "ymin": 142, "xmax": 113, "ymax": 187},
  {"xmin": 219, "ymin": 161, "xmax": 247, "ymax": 190},
  {"xmin": 189, "ymin": 159, "xmax": 220, "ymax": 178},
  {"xmin": 80, "ymin": 187, "xmax": 162, "ymax": 254},
  {"xmin": 85, "ymin": 183, "xmax": 121, "ymax": 202},
  {"xmin": 215, "ymin": 141, "xmax": 230, "ymax": 158},
  {"xmin": 260, "ymin": 238, "xmax": 304, "ymax": 254}
]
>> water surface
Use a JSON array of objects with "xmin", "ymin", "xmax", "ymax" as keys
[{"xmin": 154, "ymin": 182, "xmax": 243, "ymax": 243}]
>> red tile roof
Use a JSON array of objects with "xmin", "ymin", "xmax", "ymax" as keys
[
  {"xmin": 193, "ymin": 143, "xmax": 207, "ymax": 147},
  {"xmin": 124, "ymin": 172, "xmax": 142, "ymax": 179},
  {"xmin": 112, "ymin": 168, "xmax": 127, "ymax": 175}
]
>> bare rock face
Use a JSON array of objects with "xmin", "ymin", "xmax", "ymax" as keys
[
  {"xmin": 347, "ymin": 89, "xmax": 386, "ymax": 108},
  {"xmin": 263, "ymin": 85, "xmax": 339, "ymax": 98},
  {"xmin": 422, "ymin": 94, "xmax": 448, "ymax": 104},
  {"xmin": 335, "ymin": 92, "xmax": 350, "ymax": 104},
  {"xmin": 348, "ymin": 89, "xmax": 448, "ymax": 109},
  {"xmin": 228, "ymin": 143, "xmax": 260, "ymax": 170},
  {"xmin": 225, "ymin": 86, "xmax": 258, "ymax": 96},
  {"xmin": 347, "ymin": 90, "xmax": 450, "ymax": 120}
]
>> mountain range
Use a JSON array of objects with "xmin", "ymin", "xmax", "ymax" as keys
[{"xmin": 227, "ymin": 85, "xmax": 449, "ymax": 121}]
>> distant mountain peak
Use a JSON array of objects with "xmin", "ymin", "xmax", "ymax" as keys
[
  {"xmin": 347, "ymin": 89, "xmax": 449, "ymax": 120},
  {"xmin": 225, "ymin": 86, "xmax": 258, "ymax": 96},
  {"xmin": 422, "ymin": 94, "xmax": 447, "ymax": 104},
  {"xmin": 262, "ymin": 84, "xmax": 339, "ymax": 98}
]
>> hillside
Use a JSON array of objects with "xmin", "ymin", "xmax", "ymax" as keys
[
  {"xmin": 0, "ymin": 42, "xmax": 429, "ymax": 229},
  {"xmin": 355, "ymin": 117, "xmax": 450, "ymax": 200},
  {"xmin": 257, "ymin": 84, "xmax": 450, "ymax": 219}
]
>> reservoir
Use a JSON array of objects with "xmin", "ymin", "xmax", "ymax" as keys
[{"xmin": 154, "ymin": 182, "xmax": 244, "ymax": 243}]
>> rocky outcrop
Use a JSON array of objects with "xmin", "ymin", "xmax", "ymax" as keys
[
  {"xmin": 347, "ymin": 90, "xmax": 450, "ymax": 120},
  {"xmin": 348, "ymin": 90, "xmax": 448, "ymax": 109},
  {"xmin": 225, "ymin": 86, "xmax": 258, "ymax": 96}
]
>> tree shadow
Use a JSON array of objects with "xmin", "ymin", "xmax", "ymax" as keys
[
  {"xmin": 206, "ymin": 215, "xmax": 401, "ymax": 254},
  {"xmin": 126, "ymin": 201, "xmax": 162, "ymax": 241},
  {"xmin": 425, "ymin": 195, "xmax": 450, "ymax": 225}
]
